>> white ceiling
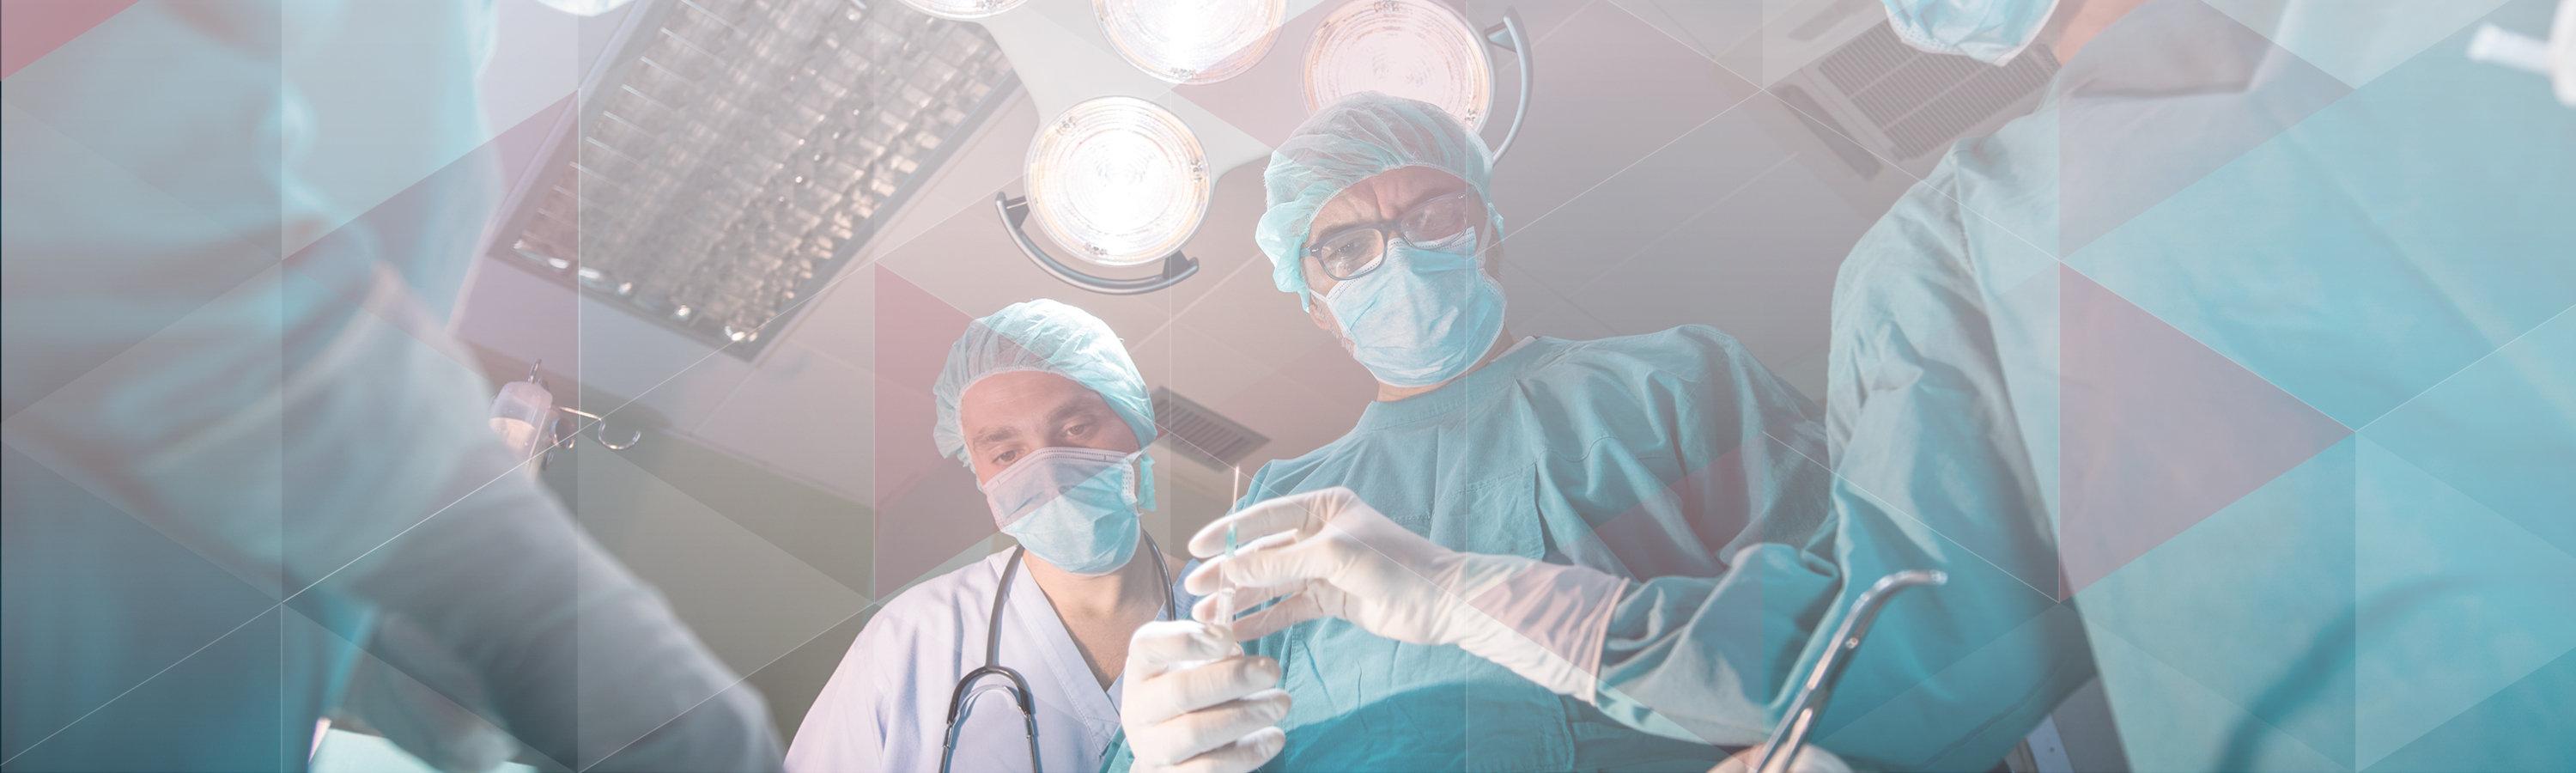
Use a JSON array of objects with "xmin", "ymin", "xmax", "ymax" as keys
[{"xmin": 459, "ymin": 0, "xmax": 1903, "ymax": 518}]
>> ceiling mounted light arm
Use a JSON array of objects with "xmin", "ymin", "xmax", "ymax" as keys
[
  {"xmin": 997, "ymin": 193, "xmax": 1200, "ymax": 295},
  {"xmin": 1483, "ymin": 8, "xmax": 1532, "ymax": 162}
]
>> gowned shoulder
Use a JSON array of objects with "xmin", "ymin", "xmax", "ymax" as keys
[{"xmin": 1521, "ymin": 326, "xmax": 1766, "ymax": 397}]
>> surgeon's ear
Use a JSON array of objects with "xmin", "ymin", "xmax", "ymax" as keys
[
  {"xmin": 1479, "ymin": 223, "xmax": 1506, "ymax": 279},
  {"xmin": 1307, "ymin": 293, "xmax": 1338, "ymax": 335}
]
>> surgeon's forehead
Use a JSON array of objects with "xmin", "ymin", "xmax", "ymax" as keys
[{"xmin": 958, "ymin": 370, "xmax": 1097, "ymax": 440}]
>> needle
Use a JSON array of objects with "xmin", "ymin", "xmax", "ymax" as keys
[{"xmin": 1212, "ymin": 523, "xmax": 1239, "ymax": 647}]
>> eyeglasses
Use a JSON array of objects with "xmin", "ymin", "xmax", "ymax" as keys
[{"xmin": 1305, "ymin": 189, "xmax": 1484, "ymax": 282}]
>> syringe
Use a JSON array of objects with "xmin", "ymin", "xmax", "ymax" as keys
[{"xmin": 1210, "ymin": 523, "xmax": 1239, "ymax": 649}]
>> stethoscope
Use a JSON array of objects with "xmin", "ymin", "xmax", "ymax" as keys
[{"xmin": 939, "ymin": 533, "xmax": 1177, "ymax": 773}]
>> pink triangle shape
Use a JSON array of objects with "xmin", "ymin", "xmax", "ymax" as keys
[
  {"xmin": 2, "ymin": 0, "xmax": 142, "ymax": 80},
  {"xmin": 870, "ymin": 266, "xmax": 982, "ymax": 593},
  {"xmin": 2057, "ymin": 265, "xmax": 2349, "ymax": 598}
]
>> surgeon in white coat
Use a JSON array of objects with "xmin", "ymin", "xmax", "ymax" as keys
[{"xmin": 787, "ymin": 300, "xmax": 1204, "ymax": 773}]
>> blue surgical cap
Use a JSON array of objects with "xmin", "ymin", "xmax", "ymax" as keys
[
  {"xmin": 933, "ymin": 300, "xmax": 1156, "ymax": 476},
  {"xmin": 1880, "ymin": 0, "xmax": 2060, "ymax": 64},
  {"xmin": 1255, "ymin": 92, "xmax": 1502, "ymax": 307}
]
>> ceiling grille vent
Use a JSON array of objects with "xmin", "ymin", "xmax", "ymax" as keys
[
  {"xmin": 496, "ymin": 0, "xmax": 1016, "ymax": 354},
  {"xmin": 1807, "ymin": 22, "xmax": 2057, "ymax": 161},
  {"xmin": 1151, "ymin": 387, "xmax": 1268, "ymax": 467}
]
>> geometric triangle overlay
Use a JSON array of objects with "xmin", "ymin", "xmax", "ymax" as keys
[
  {"xmin": 2058, "ymin": 265, "xmax": 2352, "ymax": 598},
  {"xmin": 0, "ymin": 0, "xmax": 142, "ymax": 79},
  {"xmin": 2358, "ymin": 309, "xmax": 2576, "ymax": 560},
  {"xmin": 574, "ymin": 446, "xmax": 870, "ymax": 678},
  {"xmin": 0, "ymin": 442, "xmax": 291, "ymax": 770},
  {"xmin": 2075, "ymin": 437, "xmax": 2356, "ymax": 772},
  {"xmin": 2057, "ymin": 0, "xmax": 2351, "ymax": 256},
  {"xmin": 871, "ymin": 266, "xmax": 984, "ymax": 596},
  {"xmin": 2363, "ymin": 648, "xmax": 2576, "ymax": 772},
  {"xmin": 2083, "ymin": 623, "xmax": 2348, "ymax": 773},
  {"xmin": 2354, "ymin": 437, "xmax": 2576, "ymax": 770},
  {"xmin": 2196, "ymin": 0, "xmax": 2517, "ymax": 88}
]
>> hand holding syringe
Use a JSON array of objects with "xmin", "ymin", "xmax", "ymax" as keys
[{"xmin": 1117, "ymin": 471, "xmax": 1285, "ymax": 773}]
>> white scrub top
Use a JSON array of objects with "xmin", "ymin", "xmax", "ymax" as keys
[{"xmin": 787, "ymin": 551, "xmax": 1190, "ymax": 773}]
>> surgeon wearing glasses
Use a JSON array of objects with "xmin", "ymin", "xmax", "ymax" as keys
[
  {"xmin": 790, "ymin": 301, "xmax": 1206, "ymax": 773},
  {"xmin": 1111, "ymin": 92, "xmax": 1835, "ymax": 773},
  {"xmin": 1166, "ymin": 2, "xmax": 2576, "ymax": 772}
]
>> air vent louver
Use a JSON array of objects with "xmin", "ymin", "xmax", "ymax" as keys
[
  {"xmin": 1151, "ymin": 386, "xmax": 1268, "ymax": 466},
  {"xmin": 1812, "ymin": 22, "xmax": 2057, "ymax": 160}
]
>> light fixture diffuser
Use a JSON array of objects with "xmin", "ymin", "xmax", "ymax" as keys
[
  {"xmin": 896, "ymin": 0, "xmax": 1024, "ymax": 21},
  {"xmin": 1024, "ymin": 96, "xmax": 1212, "ymax": 266},
  {"xmin": 1096, "ymin": 0, "xmax": 1285, "ymax": 84},
  {"xmin": 1303, "ymin": 0, "xmax": 1492, "ymax": 130}
]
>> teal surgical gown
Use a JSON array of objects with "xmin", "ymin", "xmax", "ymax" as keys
[
  {"xmin": 1223, "ymin": 327, "xmax": 1837, "ymax": 771},
  {"xmin": 1810, "ymin": 0, "xmax": 2573, "ymax": 770},
  {"xmin": 1511, "ymin": 3, "xmax": 2574, "ymax": 771}
]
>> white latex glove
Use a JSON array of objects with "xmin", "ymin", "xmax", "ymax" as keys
[
  {"xmin": 1705, "ymin": 744, "xmax": 1855, "ymax": 773},
  {"xmin": 1121, "ymin": 620, "xmax": 1290, "ymax": 773},
  {"xmin": 1183, "ymin": 487, "xmax": 1627, "ymax": 701}
]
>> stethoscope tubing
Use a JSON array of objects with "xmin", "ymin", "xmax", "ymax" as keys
[{"xmin": 939, "ymin": 535, "xmax": 1176, "ymax": 773}]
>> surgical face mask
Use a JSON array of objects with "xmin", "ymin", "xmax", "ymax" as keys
[
  {"xmin": 1880, "ymin": 0, "xmax": 2061, "ymax": 64},
  {"xmin": 981, "ymin": 446, "xmax": 1143, "ymax": 575},
  {"xmin": 1322, "ymin": 228, "xmax": 1506, "ymax": 388}
]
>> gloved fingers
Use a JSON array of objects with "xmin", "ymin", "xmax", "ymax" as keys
[
  {"xmin": 1183, "ymin": 529, "xmax": 1303, "ymax": 595},
  {"xmin": 1187, "ymin": 487, "xmax": 1362, "ymax": 557},
  {"xmin": 1189, "ymin": 580, "xmax": 1300, "ymax": 625},
  {"xmin": 1158, "ymin": 726, "xmax": 1287, "ymax": 773},
  {"xmin": 1127, "ymin": 654, "xmax": 1281, "ymax": 725},
  {"xmin": 1217, "ymin": 531, "xmax": 1361, "ymax": 590},
  {"xmin": 1188, "ymin": 580, "xmax": 1323, "ymax": 636},
  {"xmin": 1127, "ymin": 620, "xmax": 1234, "ymax": 680},
  {"xmin": 1226, "ymin": 590, "xmax": 1330, "ymax": 641},
  {"xmin": 1135, "ymin": 689, "xmax": 1291, "ymax": 765}
]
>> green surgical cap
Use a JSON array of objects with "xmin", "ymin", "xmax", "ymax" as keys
[
  {"xmin": 1255, "ymin": 92, "xmax": 1500, "ymax": 306},
  {"xmin": 933, "ymin": 300, "xmax": 1156, "ymax": 479}
]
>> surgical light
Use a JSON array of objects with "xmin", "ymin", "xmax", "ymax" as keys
[
  {"xmin": 1303, "ymin": 0, "xmax": 1532, "ymax": 160},
  {"xmin": 896, "ymin": 0, "xmax": 1024, "ymax": 21},
  {"xmin": 1306, "ymin": 0, "xmax": 1491, "ymax": 128},
  {"xmin": 1022, "ymin": 96, "xmax": 1212, "ymax": 268},
  {"xmin": 1096, "ymin": 0, "xmax": 1286, "ymax": 84}
]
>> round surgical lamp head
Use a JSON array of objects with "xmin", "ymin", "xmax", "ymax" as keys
[
  {"xmin": 896, "ymin": 0, "xmax": 1023, "ymax": 21},
  {"xmin": 1097, "ymin": 0, "xmax": 1286, "ymax": 84},
  {"xmin": 1304, "ymin": 0, "xmax": 1493, "ymax": 131},
  {"xmin": 1024, "ymin": 96, "xmax": 1212, "ymax": 268}
]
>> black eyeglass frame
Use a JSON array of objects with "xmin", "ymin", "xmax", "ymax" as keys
[{"xmin": 1303, "ymin": 188, "xmax": 1489, "ymax": 283}]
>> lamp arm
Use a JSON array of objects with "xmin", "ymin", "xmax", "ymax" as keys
[
  {"xmin": 995, "ymin": 194, "xmax": 1199, "ymax": 295},
  {"xmin": 1484, "ymin": 9, "xmax": 1534, "ymax": 162}
]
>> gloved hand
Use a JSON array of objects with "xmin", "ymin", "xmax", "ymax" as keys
[
  {"xmin": 1120, "ymin": 620, "xmax": 1290, "ymax": 773},
  {"xmin": 1183, "ymin": 487, "xmax": 1627, "ymax": 700}
]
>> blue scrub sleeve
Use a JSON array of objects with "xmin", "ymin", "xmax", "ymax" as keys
[
  {"xmin": 1580, "ymin": 170, "xmax": 2093, "ymax": 771},
  {"xmin": 1589, "ymin": 543, "xmax": 1841, "ymax": 746}
]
